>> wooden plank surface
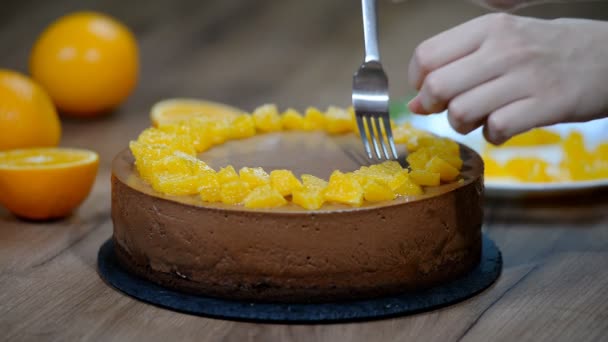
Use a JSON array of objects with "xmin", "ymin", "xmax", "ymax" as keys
[{"xmin": 1, "ymin": 0, "xmax": 608, "ymax": 341}]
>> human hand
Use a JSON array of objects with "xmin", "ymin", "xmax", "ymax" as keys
[{"xmin": 408, "ymin": 14, "xmax": 608, "ymax": 144}]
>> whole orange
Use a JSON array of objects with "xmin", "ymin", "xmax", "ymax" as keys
[
  {"xmin": 30, "ymin": 12, "xmax": 138, "ymax": 117},
  {"xmin": 0, "ymin": 69, "xmax": 61, "ymax": 151}
]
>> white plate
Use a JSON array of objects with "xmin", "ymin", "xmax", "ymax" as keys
[
  {"xmin": 483, "ymin": 177, "xmax": 608, "ymax": 197},
  {"xmin": 400, "ymin": 111, "xmax": 608, "ymax": 197}
]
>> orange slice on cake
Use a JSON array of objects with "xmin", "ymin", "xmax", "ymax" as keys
[{"xmin": 150, "ymin": 98, "xmax": 245, "ymax": 127}]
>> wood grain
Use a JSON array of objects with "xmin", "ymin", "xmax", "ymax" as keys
[{"xmin": 2, "ymin": 0, "xmax": 608, "ymax": 341}]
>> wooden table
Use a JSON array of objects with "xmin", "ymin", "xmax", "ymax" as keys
[{"xmin": 2, "ymin": 1, "xmax": 608, "ymax": 341}]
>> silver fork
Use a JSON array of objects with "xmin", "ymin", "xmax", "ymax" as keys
[{"xmin": 352, "ymin": 0, "xmax": 398, "ymax": 160}]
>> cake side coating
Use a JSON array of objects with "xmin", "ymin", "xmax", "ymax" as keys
[{"xmin": 111, "ymin": 145, "xmax": 484, "ymax": 303}]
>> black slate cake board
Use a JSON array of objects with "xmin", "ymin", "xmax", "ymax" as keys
[{"xmin": 97, "ymin": 234, "xmax": 502, "ymax": 323}]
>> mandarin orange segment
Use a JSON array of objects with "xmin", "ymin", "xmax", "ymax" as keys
[
  {"xmin": 239, "ymin": 167, "xmax": 270, "ymax": 188},
  {"xmin": 561, "ymin": 132, "xmax": 596, "ymax": 180},
  {"xmin": 419, "ymin": 143, "xmax": 462, "ymax": 169},
  {"xmin": 253, "ymin": 104, "xmax": 282, "ymax": 132},
  {"xmin": 394, "ymin": 177, "xmax": 423, "ymax": 196},
  {"xmin": 370, "ymin": 164, "xmax": 401, "ymax": 183},
  {"xmin": 301, "ymin": 174, "xmax": 328, "ymax": 189},
  {"xmin": 411, "ymin": 145, "xmax": 462, "ymax": 171},
  {"xmin": 134, "ymin": 159, "xmax": 163, "ymax": 183},
  {"xmin": 130, "ymin": 141, "xmax": 178, "ymax": 161},
  {"xmin": 207, "ymin": 119, "xmax": 232, "ymax": 145},
  {"xmin": 409, "ymin": 170, "xmax": 441, "ymax": 186},
  {"xmin": 354, "ymin": 166, "xmax": 392, "ymax": 186},
  {"xmin": 228, "ymin": 115, "xmax": 256, "ymax": 139},
  {"xmin": 425, "ymin": 156, "xmax": 459, "ymax": 182},
  {"xmin": 388, "ymin": 170, "xmax": 411, "ymax": 191},
  {"xmin": 483, "ymin": 154, "xmax": 507, "ymax": 178},
  {"xmin": 379, "ymin": 160, "xmax": 404, "ymax": 174},
  {"xmin": 137, "ymin": 128, "xmax": 196, "ymax": 155},
  {"xmin": 270, "ymin": 169, "xmax": 303, "ymax": 196},
  {"xmin": 582, "ymin": 159, "xmax": 608, "ymax": 180},
  {"xmin": 191, "ymin": 118, "xmax": 223, "ymax": 150},
  {"xmin": 159, "ymin": 118, "xmax": 216, "ymax": 153},
  {"xmin": 363, "ymin": 180, "xmax": 395, "ymax": 202},
  {"xmin": 150, "ymin": 174, "xmax": 205, "ymax": 196},
  {"xmin": 0, "ymin": 148, "xmax": 98, "ymax": 220},
  {"xmin": 218, "ymin": 165, "xmax": 239, "ymax": 183},
  {"xmin": 220, "ymin": 180, "xmax": 251, "ymax": 205},
  {"xmin": 559, "ymin": 158, "xmax": 585, "ymax": 181},
  {"xmin": 198, "ymin": 172, "xmax": 222, "ymax": 202},
  {"xmin": 177, "ymin": 152, "xmax": 214, "ymax": 173},
  {"xmin": 243, "ymin": 185, "xmax": 287, "ymax": 208},
  {"xmin": 418, "ymin": 137, "xmax": 460, "ymax": 155},
  {"xmin": 406, "ymin": 149, "xmax": 432, "ymax": 171},
  {"xmin": 436, "ymin": 153, "xmax": 463, "ymax": 170},
  {"xmin": 392, "ymin": 123, "xmax": 413, "ymax": 144},
  {"xmin": 145, "ymin": 155, "xmax": 187, "ymax": 179},
  {"xmin": 281, "ymin": 108, "xmax": 306, "ymax": 130},
  {"xmin": 325, "ymin": 106, "xmax": 353, "ymax": 134},
  {"xmin": 595, "ymin": 143, "xmax": 608, "ymax": 161},
  {"xmin": 292, "ymin": 188, "xmax": 325, "ymax": 210},
  {"xmin": 323, "ymin": 171, "xmax": 364, "ymax": 206},
  {"xmin": 503, "ymin": 158, "xmax": 553, "ymax": 182},
  {"xmin": 559, "ymin": 132, "xmax": 591, "ymax": 181},
  {"xmin": 303, "ymin": 107, "xmax": 326, "ymax": 130},
  {"xmin": 158, "ymin": 122, "xmax": 203, "ymax": 152},
  {"xmin": 562, "ymin": 131, "xmax": 588, "ymax": 159},
  {"xmin": 352, "ymin": 168, "xmax": 372, "ymax": 186},
  {"xmin": 396, "ymin": 125, "xmax": 433, "ymax": 152},
  {"xmin": 161, "ymin": 152, "xmax": 212, "ymax": 175},
  {"xmin": 160, "ymin": 117, "xmax": 229, "ymax": 150}
]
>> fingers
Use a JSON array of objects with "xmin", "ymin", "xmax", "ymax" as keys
[
  {"xmin": 446, "ymin": 73, "xmax": 529, "ymax": 134},
  {"xmin": 408, "ymin": 17, "xmax": 486, "ymax": 91},
  {"xmin": 409, "ymin": 49, "xmax": 505, "ymax": 115},
  {"xmin": 483, "ymin": 97, "xmax": 561, "ymax": 144},
  {"xmin": 406, "ymin": 12, "xmax": 582, "ymax": 144}
]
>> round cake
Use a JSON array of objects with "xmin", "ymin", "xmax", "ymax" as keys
[{"xmin": 111, "ymin": 131, "xmax": 484, "ymax": 303}]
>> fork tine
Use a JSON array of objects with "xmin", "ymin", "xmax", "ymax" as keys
[
  {"xmin": 381, "ymin": 117, "xmax": 399, "ymax": 159},
  {"xmin": 367, "ymin": 116, "xmax": 383, "ymax": 160},
  {"xmin": 373, "ymin": 116, "xmax": 391, "ymax": 160},
  {"xmin": 356, "ymin": 115, "xmax": 373, "ymax": 159}
]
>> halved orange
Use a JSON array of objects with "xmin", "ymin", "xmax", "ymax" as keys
[
  {"xmin": 150, "ymin": 98, "xmax": 245, "ymax": 127},
  {"xmin": 0, "ymin": 148, "xmax": 99, "ymax": 220}
]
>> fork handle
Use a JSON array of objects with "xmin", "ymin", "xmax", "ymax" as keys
[{"xmin": 361, "ymin": 0, "xmax": 380, "ymax": 62}]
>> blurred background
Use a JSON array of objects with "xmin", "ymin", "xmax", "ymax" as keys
[{"xmin": 3, "ymin": 0, "xmax": 608, "ymax": 155}]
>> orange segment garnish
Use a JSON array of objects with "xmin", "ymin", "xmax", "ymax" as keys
[
  {"xmin": 132, "ymin": 102, "xmax": 466, "ymax": 209},
  {"xmin": 150, "ymin": 98, "xmax": 245, "ymax": 127},
  {"xmin": 0, "ymin": 148, "xmax": 99, "ymax": 220}
]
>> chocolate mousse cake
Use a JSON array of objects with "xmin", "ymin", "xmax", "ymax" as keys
[{"xmin": 111, "ymin": 132, "xmax": 484, "ymax": 303}]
